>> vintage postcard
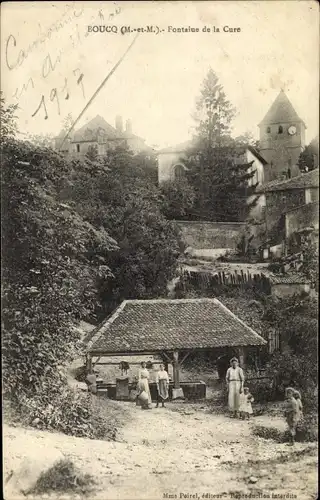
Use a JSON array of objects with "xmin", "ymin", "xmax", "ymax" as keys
[{"xmin": 1, "ymin": 1, "xmax": 319, "ymax": 500}]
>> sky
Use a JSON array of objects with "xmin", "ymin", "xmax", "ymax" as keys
[{"xmin": 1, "ymin": 1, "xmax": 319, "ymax": 149}]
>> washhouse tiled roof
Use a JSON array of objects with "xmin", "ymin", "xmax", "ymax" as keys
[{"xmin": 87, "ymin": 298, "xmax": 266, "ymax": 354}]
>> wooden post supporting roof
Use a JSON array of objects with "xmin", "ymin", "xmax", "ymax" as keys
[
  {"xmin": 172, "ymin": 350, "xmax": 180, "ymax": 389},
  {"xmin": 86, "ymin": 353, "xmax": 93, "ymax": 373},
  {"xmin": 238, "ymin": 346, "xmax": 246, "ymax": 369}
]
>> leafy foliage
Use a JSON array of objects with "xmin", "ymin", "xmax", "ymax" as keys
[
  {"xmin": 298, "ymin": 136, "xmax": 319, "ymax": 172},
  {"xmin": 17, "ymin": 388, "xmax": 122, "ymax": 439},
  {"xmin": 179, "ymin": 70, "xmax": 258, "ymax": 221},
  {"xmin": 192, "ymin": 68, "xmax": 236, "ymax": 145},
  {"xmin": 263, "ymin": 295, "xmax": 318, "ymax": 413},
  {"xmin": 2, "ymin": 97, "xmax": 181, "ymax": 437},
  {"xmin": 27, "ymin": 458, "xmax": 97, "ymax": 496},
  {"xmin": 24, "ymin": 133, "xmax": 55, "ymax": 148},
  {"xmin": 1, "ymin": 98, "xmax": 115, "ymax": 406},
  {"xmin": 184, "ymin": 144, "xmax": 258, "ymax": 220},
  {"xmin": 1, "ymin": 137, "xmax": 116, "ymax": 400},
  {"xmin": 67, "ymin": 146, "xmax": 182, "ymax": 315},
  {"xmin": 1, "ymin": 91, "xmax": 18, "ymax": 139},
  {"xmin": 160, "ymin": 177, "xmax": 196, "ymax": 219}
]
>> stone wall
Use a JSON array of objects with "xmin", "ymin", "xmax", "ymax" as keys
[
  {"xmin": 285, "ymin": 201, "xmax": 319, "ymax": 238},
  {"xmin": 271, "ymin": 283, "xmax": 310, "ymax": 298},
  {"xmin": 265, "ymin": 189, "xmax": 305, "ymax": 242},
  {"xmin": 175, "ymin": 221, "xmax": 246, "ymax": 249}
]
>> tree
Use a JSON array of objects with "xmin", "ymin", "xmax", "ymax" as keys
[
  {"xmin": 298, "ymin": 136, "xmax": 319, "ymax": 173},
  {"xmin": 1, "ymin": 102, "xmax": 116, "ymax": 400},
  {"xmin": 193, "ymin": 68, "xmax": 236, "ymax": 148},
  {"xmin": 25, "ymin": 133, "xmax": 55, "ymax": 148},
  {"xmin": 264, "ymin": 294, "xmax": 318, "ymax": 412},
  {"xmin": 300, "ymin": 233, "xmax": 319, "ymax": 290},
  {"xmin": 234, "ymin": 131, "xmax": 260, "ymax": 149},
  {"xmin": 160, "ymin": 177, "xmax": 196, "ymax": 219},
  {"xmin": 184, "ymin": 70, "xmax": 257, "ymax": 221},
  {"xmin": 0, "ymin": 91, "xmax": 18, "ymax": 139},
  {"xmin": 85, "ymin": 144, "xmax": 99, "ymax": 161},
  {"xmin": 62, "ymin": 113, "xmax": 74, "ymax": 135},
  {"xmin": 67, "ymin": 146, "xmax": 182, "ymax": 316},
  {"xmin": 184, "ymin": 141, "xmax": 258, "ymax": 221}
]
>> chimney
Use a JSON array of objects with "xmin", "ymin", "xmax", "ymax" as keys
[
  {"xmin": 125, "ymin": 119, "xmax": 132, "ymax": 134},
  {"xmin": 115, "ymin": 115, "xmax": 123, "ymax": 133}
]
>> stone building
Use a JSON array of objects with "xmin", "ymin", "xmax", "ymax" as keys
[
  {"xmin": 256, "ymin": 169, "xmax": 319, "ymax": 255},
  {"xmin": 258, "ymin": 90, "xmax": 305, "ymax": 182},
  {"xmin": 157, "ymin": 90, "xmax": 306, "ymax": 189},
  {"xmin": 54, "ymin": 115, "xmax": 151, "ymax": 156},
  {"xmin": 157, "ymin": 140, "xmax": 192, "ymax": 184}
]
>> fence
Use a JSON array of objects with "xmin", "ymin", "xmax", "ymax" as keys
[{"xmin": 182, "ymin": 268, "xmax": 271, "ymax": 294}]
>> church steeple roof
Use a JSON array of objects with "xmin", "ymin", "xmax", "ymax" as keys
[{"xmin": 259, "ymin": 90, "xmax": 305, "ymax": 127}]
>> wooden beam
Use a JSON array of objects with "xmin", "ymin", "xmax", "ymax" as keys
[
  {"xmin": 94, "ymin": 361, "xmax": 163, "ymax": 366},
  {"xmin": 172, "ymin": 350, "xmax": 180, "ymax": 389},
  {"xmin": 92, "ymin": 356, "xmax": 101, "ymax": 367},
  {"xmin": 86, "ymin": 354, "xmax": 92, "ymax": 372},
  {"xmin": 179, "ymin": 350, "xmax": 192, "ymax": 366},
  {"xmin": 88, "ymin": 351, "xmax": 161, "ymax": 357},
  {"xmin": 161, "ymin": 351, "xmax": 172, "ymax": 363},
  {"xmin": 238, "ymin": 346, "xmax": 246, "ymax": 369}
]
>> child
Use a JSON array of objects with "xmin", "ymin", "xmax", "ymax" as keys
[
  {"xmin": 239, "ymin": 386, "xmax": 254, "ymax": 420},
  {"xmin": 284, "ymin": 387, "xmax": 303, "ymax": 445}
]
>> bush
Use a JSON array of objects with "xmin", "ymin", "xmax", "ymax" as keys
[
  {"xmin": 27, "ymin": 458, "xmax": 97, "ymax": 496},
  {"xmin": 296, "ymin": 413, "xmax": 318, "ymax": 442},
  {"xmin": 246, "ymin": 378, "xmax": 275, "ymax": 404},
  {"xmin": 253, "ymin": 413, "xmax": 318, "ymax": 443},
  {"xmin": 17, "ymin": 385, "xmax": 120, "ymax": 440}
]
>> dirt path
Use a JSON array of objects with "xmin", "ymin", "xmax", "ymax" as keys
[{"xmin": 4, "ymin": 402, "xmax": 318, "ymax": 500}]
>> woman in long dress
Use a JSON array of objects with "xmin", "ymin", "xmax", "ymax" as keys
[
  {"xmin": 156, "ymin": 364, "xmax": 169, "ymax": 408},
  {"xmin": 226, "ymin": 357, "xmax": 245, "ymax": 418},
  {"xmin": 138, "ymin": 361, "xmax": 152, "ymax": 409}
]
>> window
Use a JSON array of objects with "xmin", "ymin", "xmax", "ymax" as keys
[
  {"xmin": 173, "ymin": 163, "xmax": 186, "ymax": 180},
  {"xmin": 278, "ymin": 125, "xmax": 283, "ymax": 134},
  {"xmin": 266, "ymin": 126, "xmax": 271, "ymax": 133},
  {"xmin": 76, "ymin": 144, "xmax": 80, "ymax": 153},
  {"xmin": 305, "ymin": 189, "xmax": 311, "ymax": 204}
]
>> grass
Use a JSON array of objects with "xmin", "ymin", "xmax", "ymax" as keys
[{"xmin": 26, "ymin": 458, "xmax": 97, "ymax": 496}]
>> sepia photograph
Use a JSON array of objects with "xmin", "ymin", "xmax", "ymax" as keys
[{"xmin": 1, "ymin": 1, "xmax": 319, "ymax": 499}]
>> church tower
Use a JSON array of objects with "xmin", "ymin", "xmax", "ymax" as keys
[{"xmin": 258, "ymin": 90, "xmax": 306, "ymax": 182}]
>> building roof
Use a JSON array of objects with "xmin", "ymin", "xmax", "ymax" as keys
[
  {"xmin": 256, "ymin": 169, "xmax": 319, "ymax": 193},
  {"xmin": 247, "ymin": 146, "xmax": 268, "ymax": 165},
  {"xmin": 259, "ymin": 90, "xmax": 305, "ymax": 126},
  {"xmin": 267, "ymin": 273, "xmax": 310, "ymax": 285},
  {"xmin": 72, "ymin": 115, "xmax": 123, "ymax": 142},
  {"xmin": 158, "ymin": 140, "xmax": 193, "ymax": 154},
  {"xmin": 55, "ymin": 115, "xmax": 145, "ymax": 145},
  {"xmin": 87, "ymin": 298, "xmax": 266, "ymax": 354}
]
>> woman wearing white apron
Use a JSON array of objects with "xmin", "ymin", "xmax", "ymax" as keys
[
  {"xmin": 137, "ymin": 361, "xmax": 152, "ymax": 409},
  {"xmin": 226, "ymin": 357, "xmax": 244, "ymax": 418}
]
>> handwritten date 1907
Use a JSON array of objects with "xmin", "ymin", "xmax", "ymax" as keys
[{"xmin": 32, "ymin": 68, "xmax": 85, "ymax": 120}]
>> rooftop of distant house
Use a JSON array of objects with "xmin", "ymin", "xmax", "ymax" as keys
[
  {"xmin": 55, "ymin": 115, "xmax": 146, "ymax": 146},
  {"xmin": 256, "ymin": 169, "xmax": 319, "ymax": 193},
  {"xmin": 86, "ymin": 298, "xmax": 266, "ymax": 354}
]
